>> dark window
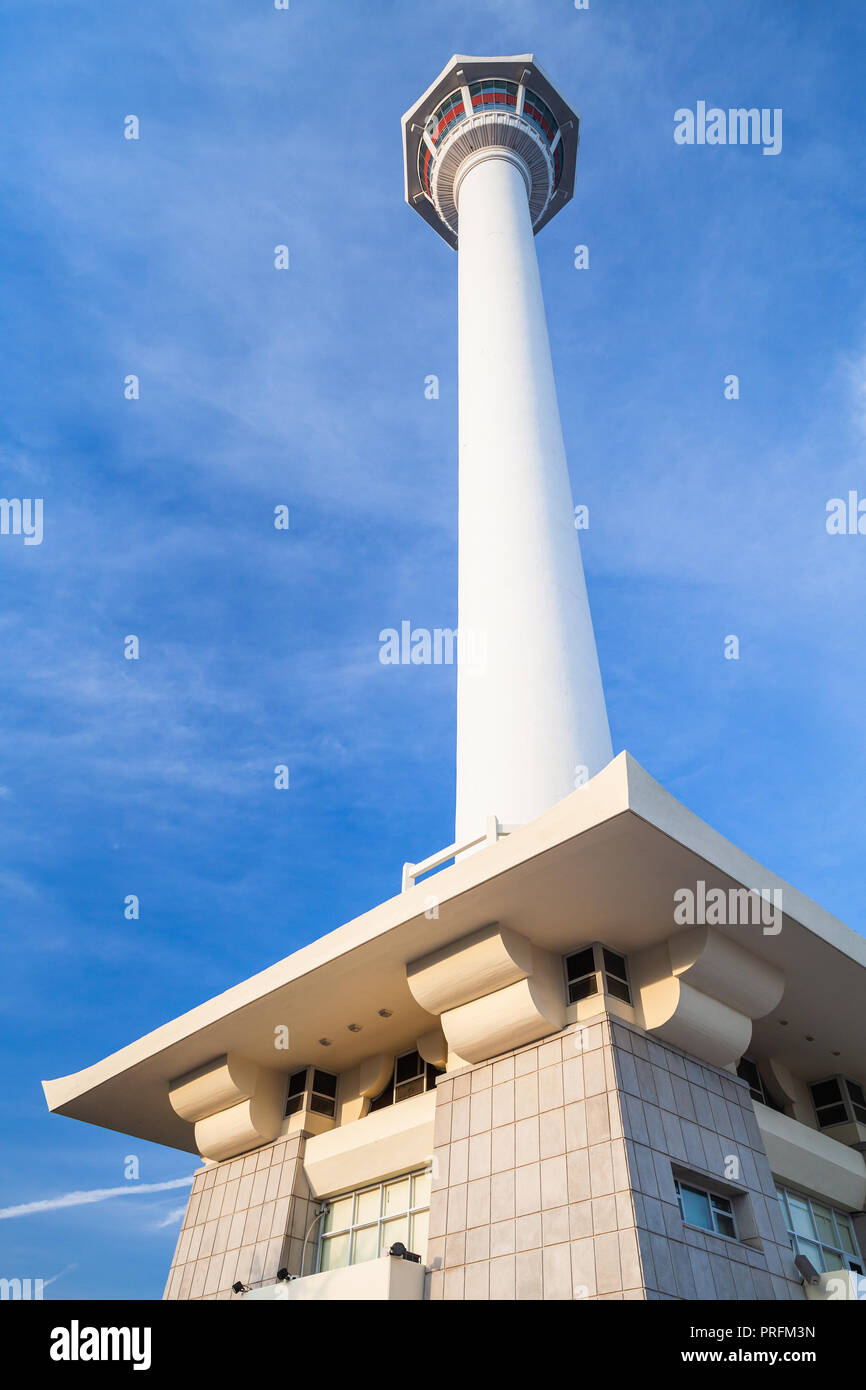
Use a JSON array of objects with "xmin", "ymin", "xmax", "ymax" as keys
[
  {"xmin": 847, "ymin": 1081, "xmax": 866, "ymax": 1123},
  {"xmin": 284, "ymin": 1067, "xmax": 338, "ymax": 1119},
  {"xmin": 812, "ymin": 1079, "xmax": 843, "ymax": 1108},
  {"xmin": 285, "ymin": 1068, "xmax": 308, "ymax": 1116},
  {"xmin": 736, "ymin": 1056, "xmax": 767, "ymax": 1105},
  {"xmin": 811, "ymin": 1076, "xmax": 866, "ymax": 1129},
  {"xmin": 565, "ymin": 947, "xmax": 597, "ymax": 1004},
  {"xmin": 565, "ymin": 944, "xmax": 631, "ymax": 1006},
  {"xmin": 395, "ymin": 1050, "xmax": 426, "ymax": 1103},
  {"xmin": 369, "ymin": 1052, "xmax": 443, "ymax": 1111},
  {"xmin": 602, "ymin": 949, "xmax": 632, "ymax": 1005}
]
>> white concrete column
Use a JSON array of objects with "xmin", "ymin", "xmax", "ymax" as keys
[{"xmin": 455, "ymin": 149, "xmax": 612, "ymax": 845}]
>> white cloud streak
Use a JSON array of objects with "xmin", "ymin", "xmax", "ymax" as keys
[{"xmin": 0, "ymin": 1176, "xmax": 194, "ymax": 1221}]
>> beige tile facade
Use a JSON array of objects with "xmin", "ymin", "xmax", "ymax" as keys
[
  {"xmin": 427, "ymin": 1015, "xmax": 804, "ymax": 1301},
  {"xmin": 163, "ymin": 1131, "xmax": 316, "ymax": 1301}
]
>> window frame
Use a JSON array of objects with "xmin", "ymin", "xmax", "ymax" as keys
[
  {"xmin": 674, "ymin": 1177, "xmax": 738, "ymax": 1240},
  {"xmin": 775, "ymin": 1184, "xmax": 864, "ymax": 1275},
  {"xmin": 316, "ymin": 1168, "xmax": 432, "ymax": 1274},
  {"xmin": 810, "ymin": 1075, "xmax": 866, "ymax": 1129},
  {"xmin": 368, "ymin": 1049, "xmax": 442, "ymax": 1112},
  {"xmin": 736, "ymin": 1055, "xmax": 769, "ymax": 1105},
  {"xmin": 564, "ymin": 942, "xmax": 632, "ymax": 1007},
  {"xmin": 284, "ymin": 1066, "xmax": 338, "ymax": 1120}
]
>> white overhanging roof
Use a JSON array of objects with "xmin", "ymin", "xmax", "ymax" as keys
[{"xmin": 43, "ymin": 753, "xmax": 866, "ymax": 1154}]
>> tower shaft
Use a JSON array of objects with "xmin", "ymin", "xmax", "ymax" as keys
[{"xmin": 455, "ymin": 149, "xmax": 611, "ymax": 842}]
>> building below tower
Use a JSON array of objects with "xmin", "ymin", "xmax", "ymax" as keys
[{"xmin": 43, "ymin": 755, "xmax": 866, "ymax": 1301}]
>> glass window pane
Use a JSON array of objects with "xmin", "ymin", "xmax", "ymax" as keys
[
  {"xmin": 679, "ymin": 1185, "xmax": 712, "ymax": 1231},
  {"xmin": 737, "ymin": 1058, "xmax": 761, "ymax": 1093},
  {"xmin": 395, "ymin": 1051, "xmax": 423, "ymax": 1084},
  {"xmin": 837, "ymin": 1221, "xmax": 857, "ymax": 1256},
  {"xmin": 352, "ymin": 1225, "xmax": 379, "ymax": 1265},
  {"xmin": 568, "ymin": 975, "xmax": 598, "ymax": 1003},
  {"xmin": 566, "ymin": 948, "xmax": 594, "ymax": 980},
  {"xmin": 319, "ymin": 1233, "xmax": 349, "ymax": 1270},
  {"xmin": 355, "ymin": 1187, "xmax": 380, "ymax": 1225},
  {"xmin": 846, "ymin": 1080, "xmax": 865, "ymax": 1107},
  {"xmin": 410, "ymin": 1209, "xmax": 429, "ymax": 1261},
  {"xmin": 715, "ymin": 1212, "xmax": 736, "ymax": 1238},
  {"xmin": 603, "ymin": 948, "xmax": 627, "ymax": 979},
  {"xmin": 811, "ymin": 1079, "xmax": 843, "ymax": 1108},
  {"xmin": 380, "ymin": 1216, "xmax": 408, "ymax": 1254},
  {"xmin": 395, "ymin": 1076, "xmax": 425, "ymax": 1103},
  {"xmin": 312, "ymin": 1070, "xmax": 337, "ymax": 1098},
  {"xmin": 794, "ymin": 1237, "xmax": 825, "ymax": 1272},
  {"xmin": 323, "ymin": 1196, "xmax": 352, "ymax": 1233},
  {"xmin": 812, "ymin": 1204, "xmax": 836, "ymax": 1246},
  {"xmin": 412, "ymin": 1171, "xmax": 431, "ymax": 1208},
  {"xmin": 384, "ymin": 1178, "xmax": 410, "ymax": 1215},
  {"xmin": 816, "ymin": 1104, "xmax": 848, "ymax": 1127},
  {"xmin": 309, "ymin": 1093, "xmax": 336, "ymax": 1116},
  {"xmin": 287, "ymin": 1069, "xmax": 307, "ymax": 1097},
  {"xmin": 606, "ymin": 975, "xmax": 632, "ymax": 1003},
  {"xmin": 788, "ymin": 1196, "xmax": 817, "ymax": 1240}
]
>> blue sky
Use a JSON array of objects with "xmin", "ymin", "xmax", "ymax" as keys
[{"xmin": 1, "ymin": 0, "xmax": 864, "ymax": 1299}]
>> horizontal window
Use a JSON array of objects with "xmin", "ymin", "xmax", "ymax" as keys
[
  {"xmin": 318, "ymin": 1169, "xmax": 431, "ymax": 1272},
  {"xmin": 775, "ymin": 1185, "xmax": 863, "ymax": 1275}
]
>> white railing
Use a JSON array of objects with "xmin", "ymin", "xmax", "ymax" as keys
[{"xmin": 401, "ymin": 815, "xmax": 520, "ymax": 893}]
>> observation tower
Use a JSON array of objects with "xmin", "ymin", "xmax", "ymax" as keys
[{"xmin": 402, "ymin": 56, "xmax": 613, "ymax": 846}]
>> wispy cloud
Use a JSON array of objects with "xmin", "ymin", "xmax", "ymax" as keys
[
  {"xmin": 152, "ymin": 1206, "xmax": 188, "ymax": 1230},
  {"xmin": 43, "ymin": 1263, "xmax": 79, "ymax": 1288},
  {"xmin": 0, "ymin": 1177, "xmax": 194, "ymax": 1221}
]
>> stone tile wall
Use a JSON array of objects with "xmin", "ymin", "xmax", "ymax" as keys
[
  {"xmin": 611, "ymin": 1019, "xmax": 802, "ymax": 1301},
  {"xmin": 163, "ymin": 1131, "xmax": 316, "ymax": 1300},
  {"xmin": 427, "ymin": 1014, "xmax": 804, "ymax": 1301}
]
